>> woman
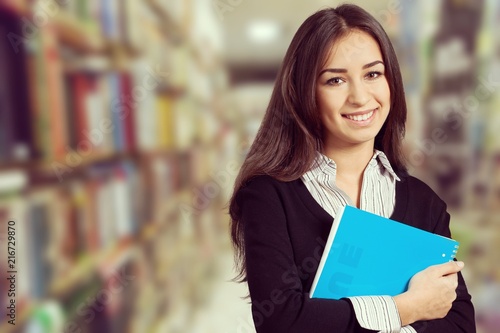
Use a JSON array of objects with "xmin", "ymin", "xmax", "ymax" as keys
[{"xmin": 229, "ymin": 4, "xmax": 475, "ymax": 333}]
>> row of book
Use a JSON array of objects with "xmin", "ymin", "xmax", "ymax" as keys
[
  {"xmin": 0, "ymin": 160, "xmax": 146, "ymax": 302},
  {"xmin": 0, "ymin": 2, "xmax": 204, "ymax": 165},
  {"xmin": 0, "ymin": 240, "xmax": 144, "ymax": 333},
  {"xmin": 0, "ymin": 152, "xmax": 205, "ymax": 332},
  {"xmin": 63, "ymin": 0, "xmax": 191, "ymax": 46},
  {"xmin": 35, "ymin": 0, "xmax": 143, "ymax": 47}
]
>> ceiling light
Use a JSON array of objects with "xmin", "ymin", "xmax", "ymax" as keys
[{"xmin": 247, "ymin": 20, "xmax": 281, "ymax": 44}]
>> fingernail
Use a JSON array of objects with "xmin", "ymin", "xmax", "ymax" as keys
[{"xmin": 455, "ymin": 261, "xmax": 464, "ymax": 268}]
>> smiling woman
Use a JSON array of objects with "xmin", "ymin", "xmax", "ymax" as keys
[
  {"xmin": 317, "ymin": 31, "xmax": 390, "ymax": 151},
  {"xmin": 229, "ymin": 4, "xmax": 475, "ymax": 333}
]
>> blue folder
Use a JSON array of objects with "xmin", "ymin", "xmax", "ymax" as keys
[{"xmin": 310, "ymin": 205, "xmax": 459, "ymax": 299}]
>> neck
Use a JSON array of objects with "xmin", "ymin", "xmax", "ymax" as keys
[{"xmin": 321, "ymin": 142, "xmax": 375, "ymax": 179}]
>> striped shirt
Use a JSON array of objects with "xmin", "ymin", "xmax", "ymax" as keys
[{"xmin": 301, "ymin": 150, "xmax": 417, "ymax": 333}]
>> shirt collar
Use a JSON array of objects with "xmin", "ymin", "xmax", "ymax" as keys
[{"xmin": 301, "ymin": 150, "xmax": 400, "ymax": 182}]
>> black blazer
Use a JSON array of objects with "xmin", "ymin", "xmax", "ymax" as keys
[{"xmin": 236, "ymin": 174, "xmax": 475, "ymax": 333}]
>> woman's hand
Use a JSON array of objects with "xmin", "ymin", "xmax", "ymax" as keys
[{"xmin": 394, "ymin": 261, "xmax": 464, "ymax": 326}]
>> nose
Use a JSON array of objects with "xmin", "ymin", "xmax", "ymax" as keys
[{"xmin": 347, "ymin": 81, "xmax": 370, "ymax": 106}]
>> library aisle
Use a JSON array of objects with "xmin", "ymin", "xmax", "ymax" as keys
[{"xmin": 1, "ymin": 0, "xmax": 500, "ymax": 332}]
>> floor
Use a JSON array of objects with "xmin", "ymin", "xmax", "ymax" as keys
[
  {"xmin": 190, "ymin": 249, "xmax": 255, "ymax": 333},
  {"xmin": 153, "ymin": 239, "xmax": 255, "ymax": 333}
]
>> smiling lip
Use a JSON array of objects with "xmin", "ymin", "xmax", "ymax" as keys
[{"xmin": 342, "ymin": 108, "xmax": 377, "ymax": 122}]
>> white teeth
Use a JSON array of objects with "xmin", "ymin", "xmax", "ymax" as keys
[{"xmin": 346, "ymin": 110, "xmax": 374, "ymax": 121}]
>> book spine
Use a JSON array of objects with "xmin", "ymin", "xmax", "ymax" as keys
[
  {"xmin": 29, "ymin": 203, "xmax": 51, "ymax": 298},
  {"xmin": 100, "ymin": 0, "xmax": 121, "ymax": 41},
  {"xmin": 84, "ymin": 180, "xmax": 100, "ymax": 252},
  {"xmin": 120, "ymin": 72, "xmax": 136, "ymax": 151},
  {"xmin": 0, "ymin": 26, "xmax": 15, "ymax": 161},
  {"xmin": 111, "ymin": 165, "xmax": 132, "ymax": 238},
  {"xmin": 42, "ymin": 24, "xmax": 68, "ymax": 160},
  {"xmin": 71, "ymin": 73, "xmax": 90, "ymax": 147},
  {"xmin": 0, "ymin": 10, "xmax": 34, "ymax": 162},
  {"xmin": 109, "ymin": 72, "xmax": 126, "ymax": 152},
  {"xmin": 32, "ymin": 29, "xmax": 53, "ymax": 160},
  {"xmin": 63, "ymin": 74, "xmax": 78, "ymax": 151},
  {"xmin": 85, "ymin": 75, "xmax": 109, "ymax": 154}
]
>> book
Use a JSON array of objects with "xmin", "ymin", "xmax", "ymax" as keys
[
  {"xmin": 93, "ymin": 168, "xmax": 116, "ymax": 248},
  {"xmin": 131, "ymin": 59, "xmax": 158, "ymax": 150},
  {"xmin": 110, "ymin": 163, "xmax": 134, "ymax": 238},
  {"xmin": 84, "ymin": 74, "xmax": 113, "ymax": 154},
  {"xmin": 122, "ymin": 0, "xmax": 143, "ymax": 50},
  {"xmin": 120, "ymin": 72, "xmax": 136, "ymax": 151},
  {"xmin": 0, "ymin": 20, "xmax": 15, "ymax": 161},
  {"xmin": 42, "ymin": 24, "xmax": 68, "ymax": 160},
  {"xmin": 108, "ymin": 72, "xmax": 126, "ymax": 152},
  {"xmin": 29, "ymin": 200, "xmax": 52, "ymax": 298},
  {"xmin": 310, "ymin": 205, "xmax": 459, "ymax": 299},
  {"xmin": 156, "ymin": 94, "xmax": 175, "ymax": 149},
  {"xmin": 25, "ymin": 22, "xmax": 68, "ymax": 161},
  {"xmin": 0, "ymin": 10, "xmax": 33, "ymax": 163},
  {"xmin": 100, "ymin": 0, "xmax": 121, "ymax": 41},
  {"xmin": 66, "ymin": 72, "xmax": 90, "ymax": 150},
  {"xmin": 83, "ymin": 178, "xmax": 101, "ymax": 252}
]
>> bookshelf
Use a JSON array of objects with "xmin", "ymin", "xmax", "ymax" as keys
[{"xmin": 0, "ymin": 0, "xmax": 226, "ymax": 332}]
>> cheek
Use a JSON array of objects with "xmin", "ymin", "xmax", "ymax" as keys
[
  {"xmin": 317, "ymin": 91, "xmax": 343, "ymax": 114},
  {"xmin": 376, "ymin": 80, "xmax": 391, "ymax": 103},
  {"xmin": 318, "ymin": 103, "xmax": 340, "ymax": 126},
  {"xmin": 383, "ymin": 88, "xmax": 391, "ymax": 104},
  {"xmin": 316, "ymin": 93, "xmax": 329, "ymax": 119}
]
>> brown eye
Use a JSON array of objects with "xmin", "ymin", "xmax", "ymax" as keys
[
  {"xmin": 326, "ymin": 77, "xmax": 345, "ymax": 86},
  {"xmin": 366, "ymin": 71, "xmax": 382, "ymax": 79}
]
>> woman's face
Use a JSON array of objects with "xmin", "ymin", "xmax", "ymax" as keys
[{"xmin": 316, "ymin": 29, "xmax": 390, "ymax": 150}]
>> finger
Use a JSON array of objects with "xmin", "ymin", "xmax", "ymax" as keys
[{"xmin": 430, "ymin": 261, "xmax": 464, "ymax": 276}]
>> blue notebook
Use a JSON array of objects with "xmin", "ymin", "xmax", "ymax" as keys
[{"xmin": 310, "ymin": 205, "xmax": 459, "ymax": 299}]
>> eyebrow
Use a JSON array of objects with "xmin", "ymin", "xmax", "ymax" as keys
[{"xmin": 318, "ymin": 60, "xmax": 384, "ymax": 76}]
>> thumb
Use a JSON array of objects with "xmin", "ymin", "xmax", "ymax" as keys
[{"xmin": 433, "ymin": 261, "xmax": 464, "ymax": 276}]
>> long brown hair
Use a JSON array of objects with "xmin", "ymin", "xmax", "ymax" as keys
[{"xmin": 229, "ymin": 4, "xmax": 408, "ymax": 281}]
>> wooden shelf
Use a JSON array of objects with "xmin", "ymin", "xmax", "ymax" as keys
[
  {"xmin": 62, "ymin": 55, "xmax": 112, "ymax": 73},
  {"xmin": 157, "ymin": 85, "xmax": 187, "ymax": 98},
  {"xmin": 0, "ymin": 148, "xmax": 196, "ymax": 172},
  {"xmin": 53, "ymin": 11, "xmax": 106, "ymax": 54},
  {"xmin": 53, "ymin": 11, "xmax": 142, "ymax": 59},
  {"xmin": 49, "ymin": 238, "xmax": 134, "ymax": 298},
  {"xmin": 0, "ymin": 152, "xmax": 135, "ymax": 172},
  {"xmin": 48, "ymin": 254, "xmax": 96, "ymax": 298},
  {"xmin": 1, "ymin": 149, "xmax": 196, "ymax": 184},
  {"xmin": 0, "ymin": 159, "xmax": 33, "ymax": 171}
]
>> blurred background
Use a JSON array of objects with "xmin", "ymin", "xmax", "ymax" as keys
[{"xmin": 0, "ymin": 0, "xmax": 499, "ymax": 332}]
